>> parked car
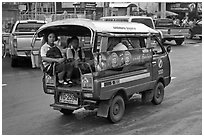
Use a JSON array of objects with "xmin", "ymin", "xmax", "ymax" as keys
[
  {"xmin": 33, "ymin": 19, "xmax": 171, "ymax": 123},
  {"xmin": 154, "ymin": 18, "xmax": 185, "ymax": 45},
  {"xmin": 188, "ymin": 20, "xmax": 202, "ymax": 39},
  {"xmin": 9, "ymin": 20, "xmax": 46, "ymax": 67}
]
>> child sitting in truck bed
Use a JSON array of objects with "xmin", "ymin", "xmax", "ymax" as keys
[{"xmin": 40, "ymin": 32, "xmax": 72, "ymax": 85}]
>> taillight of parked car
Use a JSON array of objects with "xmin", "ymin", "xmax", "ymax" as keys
[
  {"xmin": 168, "ymin": 28, "xmax": 171, "ymax": 34},
  {"xmin": 12, "ymin": 34, "xmax": 18, "ymax": 48}
]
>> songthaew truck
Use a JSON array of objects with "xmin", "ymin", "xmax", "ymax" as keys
[{"xmin": 33, "ymin": 19, "xmax": 171, "ymax": 123}]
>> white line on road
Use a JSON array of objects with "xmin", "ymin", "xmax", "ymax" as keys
[
  {"xmin": 172, "ymin": 77, "xmax": 176, "ymax": 79},
  {"xmin": 2, "ymin": 84, "xmax": 7, "ymax": 87},
  {"xmin": 194, "ymin": 44, "xmax": 200, "ymax": 47}
]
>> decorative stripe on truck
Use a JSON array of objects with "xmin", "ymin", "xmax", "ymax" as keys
[{"xmin": 101, "ymin": 72, "xmax": 150, "ymax": 88}]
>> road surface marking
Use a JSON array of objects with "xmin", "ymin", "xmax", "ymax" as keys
[
  {"xmin": 63, "ymin": 121, "xmax": 75, "ymax": 127},
  {"xmin": 172, "ymin": 77, "xmax": 176, "ymax": 79},
  {"xmin": 194, "ymin": 44, "xmax": 200, "ymax": 47},
  {"xmin": 2, "ymin": 84, "xmax": 7, "ymax": 87}
]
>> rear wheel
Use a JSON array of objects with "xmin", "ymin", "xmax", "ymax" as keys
[
  {"xmin": 187, "ymin": 30, "xmax": 193, "ymax": 39},
  {"xmin": 60, "ymin": 109, "xmax": 74, "ymax": 115},
  {"xmin": 108, "ymin": 95, "xmax": 125, "ymax": 123},
  {"xmin": 161, "ymin": 39, "xmax": 165, "ymax": 45},
  {"xmin": 175, "ymin": 39, "xmax": 184, "ymax": 45},
  {"xmin": 151, "ymin": 82, "xmax": 164, "ymax": 105},
  {"xmin": 199, "ymin": 36, "xmax": 202, "ymax": 40},
  {"xmin": 11, "ymin": 56, "xmax": 18, "ymax": 67}
]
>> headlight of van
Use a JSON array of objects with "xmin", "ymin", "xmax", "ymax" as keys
[{"xmin": 81, "ymin": 74, "xmax": 93, "ymax": 91}]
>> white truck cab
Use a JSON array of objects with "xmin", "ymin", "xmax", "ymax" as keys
[
  {"xmin": 100, "ymin": 16, "xmax": 155, "ymax": 29},
  {"xmin": 9, "ymin": 20, "xmax": 46, "ymax": 67}
]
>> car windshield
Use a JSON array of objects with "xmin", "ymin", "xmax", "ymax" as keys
[
  {"xmin": 131, "ymin": 18, "xmax": 154, "ymax": 29},
  {"xmin": 15, "ymin": 23, "xmax": 45, "ymax": 32}
]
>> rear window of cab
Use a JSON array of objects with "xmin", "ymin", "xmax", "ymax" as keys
[{"xmin": 15, "ymin": 23, "xmax": 45, "ymax": 32}]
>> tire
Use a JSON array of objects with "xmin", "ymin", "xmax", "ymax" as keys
[
  {"xmin": 60, "ymin": 109, "xmax": 74, "ymax": 115},
  {"xmin": 11, "ymin": 56, "xmax": 18, "ymax": 67},
  {"xmin": 108, "ymin": 95, "xmax": 125, "ymax": 123},
  {"xmin": 199, "ymin": 36, "xmax": 202, "ymax": 40},
  {"xmin": 161, "ymin": 39, "xmax": 165, "ymax": 45},
  {"xmin": 175, "ymin": 39, "xmax": 184, "ymax": 45},
  {"xmin": 151, "ymin": 82, "xmax": 164, "ymax": 105},
  {"xmin": 187, "ymin": 30, "xmax": 193, "ymax": 39}
]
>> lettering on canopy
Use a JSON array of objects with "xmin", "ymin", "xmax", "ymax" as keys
[
  {"xmin": 94, "ymin": 49, "xmax": 152, "ymax": 71},
  {"xmin": 113, "ymin": 26, "xmax": 137, "ymax": 31}
]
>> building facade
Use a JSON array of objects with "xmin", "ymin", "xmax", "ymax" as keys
[
  {"xmin": 2, "ymin": 2, "xmax": 202, "ymax": 33},
  {"xmin": 166, "ymin": 2, "xmax": 202, "ymax": 20}
]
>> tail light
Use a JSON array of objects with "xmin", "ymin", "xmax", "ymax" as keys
[
  {"xmin": 168, "ymin": 29, "xmax": 171, "ymax": 34},
  {"xmin": 13, "ymin": 38, "xmax": 17, "ymax": 48}
]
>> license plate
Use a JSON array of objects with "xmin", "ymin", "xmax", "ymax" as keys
[{"xmin": 59, "ymin": 93, "xmax": 78, "ymax": 105}]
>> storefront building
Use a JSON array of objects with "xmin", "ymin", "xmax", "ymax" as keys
[{"xmin": 166, "ymin": 2, "xmax": 202, "ymax": 20}]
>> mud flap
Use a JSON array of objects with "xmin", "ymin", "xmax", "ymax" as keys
[{"xmin": 97, "ymin": 100, "xmax": 111, "ymax": 118}]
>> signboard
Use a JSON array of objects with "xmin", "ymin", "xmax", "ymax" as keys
[
  {"xmin": 18, "ymin": 4, "xmax": 26, "ymax": 11},
  {"xmin": 85, "ymin": 2, "xmax": 97, "ymax": 10},
  {"xmin": 167, "ymin": 2, "xmax": 202, "ymax": 12},
  {"xmin": 61, "ymin": 2, "xmax": 75, "ymax": 8}
]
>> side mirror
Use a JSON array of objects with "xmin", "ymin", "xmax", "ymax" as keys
[{"xmin": 166, "ymin": 46, "xmax": 171, "ymax": 53}]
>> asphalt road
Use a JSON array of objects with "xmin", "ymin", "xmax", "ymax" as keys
[{"xmin": 2, "ymin": 38, "xmax": 202, "ymax": 135}]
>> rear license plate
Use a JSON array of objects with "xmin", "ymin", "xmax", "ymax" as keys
[{"xmin": 59, "ymin": 93, "xmax": 78, "ymax": 105}]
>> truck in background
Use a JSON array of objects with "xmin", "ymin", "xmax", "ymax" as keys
[
  {"xmin": 8, "ymin": 20, "xmax": 46, "ymax": 67},
  {"xmin": 101, "ymin": 16, "xmax": 187, "ymax": 45},
  {"xmin": 154, "ymin": 18, "xmax": 186, "ymax": 45},
  {"xmin": 100, "ymin": 16, "xmax": 163, "ymax": 41}
]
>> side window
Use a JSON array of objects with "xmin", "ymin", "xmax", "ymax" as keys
[
  {"xmin": 107, "ymin": 37, "xmax": 128, "ymax": 51},
  {"xmin": 125, "ymin": 37, "xmax": 147, "ymax": 49},
  {"xmin": 151, "ymin": 38, "xmax": 164, "ymax": 54},
  {"xmin": 97, "ymin": 35, "xmax": 101, "ymax": 50},
  {"xmin": 100, "ymin": 36, "xmax": 108, "ymax": 52}
]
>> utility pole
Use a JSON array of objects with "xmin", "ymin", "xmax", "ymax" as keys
[
  {"xmin": 55, "ymin": 2, "xmax": 57, "ymax": 14},
  {"xmin": 195, "ymin": 2, "xmax": 198, "ymax": 19},
  {"xmin": 160, "ymin": 2, "xmax": 166, "ymax": 18},
  {"xmin": 103, "ymin": 2, "xmax": 109, "ymax": 17},
  {"xmin": 35, "ymin": 2, "xmax": 37, "ymax": 20}
]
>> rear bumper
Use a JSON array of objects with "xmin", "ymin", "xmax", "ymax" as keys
[
  {"xmin": 50, "ymin": 99, "xmax": 97, "ymax": 111},
  {"xmin": 163, "ymin": 35, "xmax": 185, "ymax": 40},
  {"xmin": 16, "ymin": 50, "xmax": 31, "ymax": 57},
  {"xmin": 194, "ymin": 34, "xmax": 202, "ymax": 37},
  {"xmin": 50, "ymin": 103, "xmax": 80, "ymax": 110}
]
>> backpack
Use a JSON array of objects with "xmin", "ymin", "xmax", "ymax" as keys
[
  {"xmin": 44, "ymin": 46, "xmax": 62, "ymax": 76},
  {"xmin": 46, "ymin": 46, "xmax": 63, "ymax": 58}
]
